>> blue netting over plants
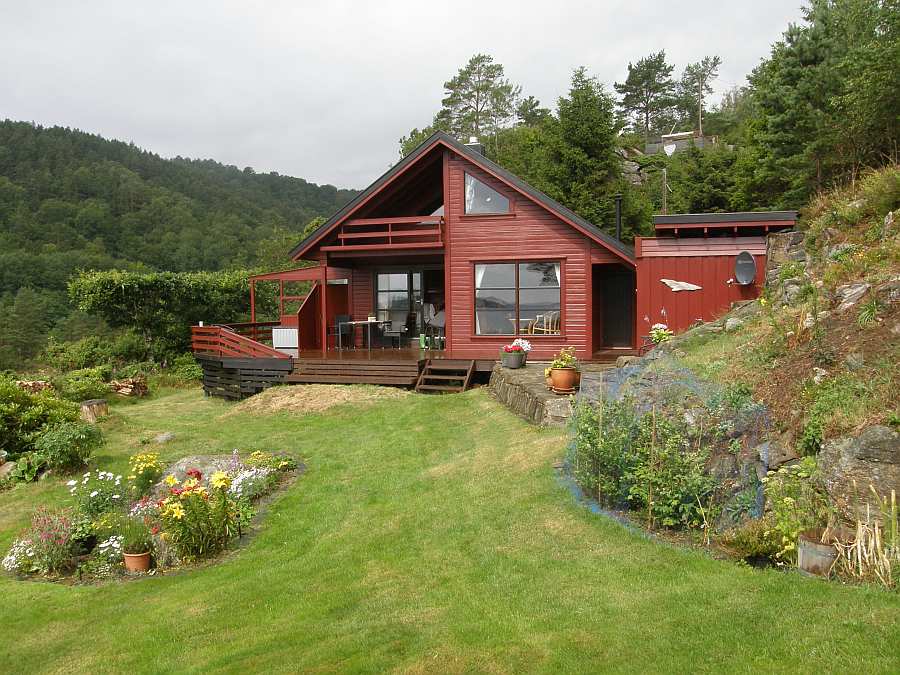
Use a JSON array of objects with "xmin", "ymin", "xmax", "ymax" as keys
[{"xmin": 565, "ymin": 349, "xmax": 773, "ymax": 530}]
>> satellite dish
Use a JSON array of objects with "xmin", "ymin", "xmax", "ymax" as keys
[
  {"xmin": 734, "ymin": 251, "xmax": 756, "ymax": 286},
  {"xmin": 663, "ymin": 143, "xmax": 676, "ymax": 156}
]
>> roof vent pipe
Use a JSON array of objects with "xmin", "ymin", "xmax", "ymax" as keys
[
  {"xmin": 614, "ymin": 193, "xmax": 623, "ymax": 240},
  {"xmin": 465, "ymin": 136, "xmax": 484, "ymax": 155}
]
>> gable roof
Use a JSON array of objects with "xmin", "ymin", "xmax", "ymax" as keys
[{"xmin": 289, "ymin": 131, "xmax": 634, "ymax": 263}]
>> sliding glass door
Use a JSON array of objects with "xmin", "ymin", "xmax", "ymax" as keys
[{"xmin": 375, "ymin": 270, "xmax": 422, "ymax": 334}]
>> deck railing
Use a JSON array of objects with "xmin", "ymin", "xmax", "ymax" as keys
[
  {"xmin": 191, "ymin": 325, "xmax": 290, "ymax": 359},
  {"xmin": 320, "ymin": 216, "xmax": 443, "ymax": 251},
  {"xmin": 215, "ymin": 321, "xmax": 280, "ymax": 344}
]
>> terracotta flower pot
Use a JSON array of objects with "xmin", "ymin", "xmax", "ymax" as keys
[
  {"xmin": 550, "ymin": 367, "xmax": 578, "ymax": 393},
  {"xmin": 123, "ymin": 551, "xmax": 151, "ymax": 573}
]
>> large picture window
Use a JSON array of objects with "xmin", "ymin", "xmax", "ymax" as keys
[
  {"xmin": 474, "ymin": 262, "xmax": 561, "ymax": 335},
  {"xmin": 464, "ymin": 173, "xmax": 510, "ymax": 214}
]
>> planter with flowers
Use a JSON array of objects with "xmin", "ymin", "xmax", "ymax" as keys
[
  {"xmin": 120, "ymin": 516, "xmax": 153, "ymax": 573},
  {"xmin": 549, "ymin": 346, "xmax": 579, "ymax": 394},
  {"xmin": 500, "ymin": 338, "xmax": 532, "ymax": 369}
]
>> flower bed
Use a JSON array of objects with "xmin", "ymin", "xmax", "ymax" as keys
[{"xmin": 3, "ymin": 449, "xmax": 300, "ymax": 582}]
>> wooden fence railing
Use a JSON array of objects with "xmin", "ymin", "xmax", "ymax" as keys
[
  {"xmin": 215, "ymin": 321, "xmax": 280, "ymax": 344},
  {"xmin": 191, "ymin": 325, "xmax": 290, "ymax": 359}
]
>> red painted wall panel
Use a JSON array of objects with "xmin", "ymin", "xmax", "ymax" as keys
[
  {"xmin": 445, "ymin": 155, "xmax": 595, "ymax": 360},
  {"xmin": 635, "ymin": 236, "xmax": 766, "ymax": 336}
]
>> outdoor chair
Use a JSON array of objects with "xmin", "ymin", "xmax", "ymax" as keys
[
  {"xmin": 382, "ymin": 320, "xmax": 408, "ymax": 348},
  {"xmin": 531, "ymin": 311, "xmax": 560, "ymax": 334},
  {"xmin": 327, "ymin": 314, "xmax": 352, "ymax": 349}
]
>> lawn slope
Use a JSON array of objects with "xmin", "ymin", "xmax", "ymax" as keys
[{"xmin": 1, "ymin": 388, "xmax": 898, "ymax": 673}]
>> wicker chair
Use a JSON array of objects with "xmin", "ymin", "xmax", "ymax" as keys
[{"xmin": 531, "ymin": 310, "xmax": 560, "ymax": 334}]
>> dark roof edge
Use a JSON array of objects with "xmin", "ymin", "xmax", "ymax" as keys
[
  {"xmin": 290, "ymin": 130, "xmax": 635, "ymax": 263},
  {"xmin": 653, "ymin": 211, "xmax": 799, "ymax": 225}
]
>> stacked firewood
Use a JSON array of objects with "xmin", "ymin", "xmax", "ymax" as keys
[
  {"xmin": 109, "ymin": 377, "xmax": 148, "ymax": 397},
  {"xmin": 15, "ymin": 380, "xmax": 52, "ymax": 394}
]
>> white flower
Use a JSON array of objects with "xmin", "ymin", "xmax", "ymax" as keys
[
  {"xmin": 83, "ymin": 472, "xmax": 90, "ymax": 478},
  {"xmin": 90, "ymin": 490, "xmax": 98, "ymax": 498},
  {"xmin": 112, "ymin": 494, "xmax": 120, "ymax": 499},
  {"xmin": 66, "ymin": 480, "xmax": 77, "ymax": 486}
]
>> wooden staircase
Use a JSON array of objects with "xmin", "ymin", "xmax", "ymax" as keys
[
  {"xmin": 415, "ymin": 359, "xmax": 475, "ymax": 393},
  {"xmin": 287, "ymin": 360, "xmax": 421, "ymax": 387}
]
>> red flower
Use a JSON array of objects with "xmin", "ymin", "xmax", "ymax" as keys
[
  {"xmin": 503, "ymin": 345, "xmax": 523, "ymax": 353},
  {"xmin": 186, "ymin": 468, "xmax": 202, "ymax": 480},
  {"xmin": 151, "ymin": 525, "xmax": 160, "ymax": 535}
]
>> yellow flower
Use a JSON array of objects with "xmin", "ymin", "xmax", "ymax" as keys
[
  {"xmin": 164, "ymin": 474, "xmax": 179, "ymax": 487},
  {"xmin": 210, "ymin": 471, "xmax": 231, "ymax": 489},
  {"xmin": 166, "ymin": 503, "xmax": 185, "ymax": 520},
  {"xmin": 183, "ymin": 477, "xmax": 199, "ymax": 489}
]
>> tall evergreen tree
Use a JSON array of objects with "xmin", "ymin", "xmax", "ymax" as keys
[
  {"xmin": 614, "ymin": 51, "xmax": 677, "ymax": 138},
  {"xmin": 678, "ymin": 55, "xmax": 722, "ymax": 135},
  {"xmin": 435, "ymin": 54, "xmax": 522, "ymax": 141}
]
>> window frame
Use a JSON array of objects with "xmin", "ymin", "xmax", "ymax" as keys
[
  {"xmin": 472, "ymin": 259, "xmax": 564, "ymax": 337},
  {"xmin": 461, "ymin": 172, "xmax": 515, "ymax": 218}
]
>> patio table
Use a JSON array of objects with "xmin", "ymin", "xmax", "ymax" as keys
[{"xmin": 337, "ymin": 319, "xmax": 389, "ymax": 351}]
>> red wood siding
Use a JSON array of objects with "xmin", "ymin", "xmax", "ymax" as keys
[
  {"xmin": 636, "ymin": 236, "xmax": 767, "ymax": 336},
  {"xmin": 445, "ymin": 155, "xmax": 593, "ymax": 360},
  {"xmin": 349, "ymin": 268, "xmax": 374, "ymax": 347}
]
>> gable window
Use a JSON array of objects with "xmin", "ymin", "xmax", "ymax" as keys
[
  {"xmin": 475, "ymin": 262, "xmax": 561, "ymax": 335},
  {"xmin": 464, "ymin": 173, "xmax": 510, "ymax": 214}
]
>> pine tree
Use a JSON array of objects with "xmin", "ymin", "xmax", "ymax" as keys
[
  {"xmin": 678, "ymin": 56, "xmax": 722, "ymax": 135},
  {"xmin": 614, "ymin": 51, "xmax": 677, "ymax": 138}
]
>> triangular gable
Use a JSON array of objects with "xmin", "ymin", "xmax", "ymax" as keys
[{"xmin": 290, "ymin": 131, "xmax": 634, "ymax": 264}]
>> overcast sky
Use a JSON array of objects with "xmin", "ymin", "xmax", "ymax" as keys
[{"xmin": 2, "ymin": 1, "xmax": 806, "ymax": 189}]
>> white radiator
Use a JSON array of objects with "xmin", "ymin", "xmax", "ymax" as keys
[{"xmin": 272, "ymin": 328, "xmax": 299, "ymax": 358}]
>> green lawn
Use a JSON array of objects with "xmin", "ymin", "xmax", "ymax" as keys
[{"xmin": 2, "ymin": 387, "xmax": 898, "ymax": 673}]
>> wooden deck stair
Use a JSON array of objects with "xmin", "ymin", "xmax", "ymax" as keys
[
  {"xmin": 287, "ymin": 359, "xmax": 422, "ymax": 387},
  {"xmin": 415, "ymin": 359, "xmax": 475, "ymax": 393}
]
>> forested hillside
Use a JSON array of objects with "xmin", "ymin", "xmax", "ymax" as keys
[{"xmin": 0, "ymin": 121, "xmax": 356, "ymax": 367}]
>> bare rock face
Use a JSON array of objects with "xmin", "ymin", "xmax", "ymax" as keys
[
  {"xmin": 819, "ymin": 425, "xmax": 900, "ymax": 520},
  {"xmin": 835, "ymin": 282, "xmax": 870, "ymax": 312}
]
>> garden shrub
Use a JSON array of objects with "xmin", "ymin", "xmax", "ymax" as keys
[
  {"xmin": 723, "ymin": 517, "xmax": 780, "ymax": 561},
  {"xmin": 762, "ymin": 457, "xmax": 831, "ymax": 563},
  {"xmin": 627, "ymin": 414, "xmax": 718, "ymax": 530},
  {"xmin": 52, "ymin": 366, "xmax": 112, "ymax": 402},
  {"xmin": 571, "ymin": 399, "xmax": 639, "ymax": 507},
  {"xmin": 0, "ymin": 376, "xmax": 79, "ymax": 459},
  {"xmin": 69, "ymin": 470, "xmax": 126, "ymax": 518},
  {"xmin": 127, "ymin": 451, "xmax": 163, "ymax": 497},
  {"xmin": 2, "ymin": 508, "xmax": 76, "ymax": 576},
  {"xmin": 33, "ymin": 421, "xmax": 102, "ymax": 472},
  {"xmin": 228, "ymin": 466, "xmax": 277, "ymax": 501},
  {"xmin": 571, "ymin": 399, "xmax": 717, "ymax": 529},
  {"xmin": 158, "ymin": 470, "xmax": 239, "ymax": 559},
  {"xmin": 169, "ymin": 353, "xmax": 203, "ymax": 382}
]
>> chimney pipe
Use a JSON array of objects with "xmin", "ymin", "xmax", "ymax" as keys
[
  {"xmin": 614, "ymin": 193, "xmax": 623, "ymax": 240},
  {"xmin": 465, "ymin": 136, "xmax": 484, "ymax": 155}
]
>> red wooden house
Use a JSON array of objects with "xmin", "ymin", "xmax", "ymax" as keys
[{"xmin": 191, "ymin": 131, "xmax": 795, "ymax": 398}]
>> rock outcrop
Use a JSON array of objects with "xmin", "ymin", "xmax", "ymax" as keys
[{"xmin": 819, "ymin": 425, "xmax": 900, "ymax": 520}]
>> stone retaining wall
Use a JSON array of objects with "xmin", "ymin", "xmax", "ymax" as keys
[{"xmin": 488, "ymin": 363, "xmax": 575, "ymax": 426}]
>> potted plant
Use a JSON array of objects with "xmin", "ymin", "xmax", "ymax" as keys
[
  {"xmin": 500, "ymin": 343, "xmax": 526, "ymax": 369},
  {"xmin": 511, "ymin": 338, "xmax": 532, "ymax": 363},
  {"xmin": 549, "ymin": 347, "xmax": 579, "ymax": 394},
  {"xmin": 120, "ymin": 517, "xmax": 153, "ymax": 573}
]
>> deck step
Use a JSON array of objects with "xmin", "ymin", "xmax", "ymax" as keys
[{"xmin": 415, "ymin": 359, "xmax": 475, "ymax": 394}]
